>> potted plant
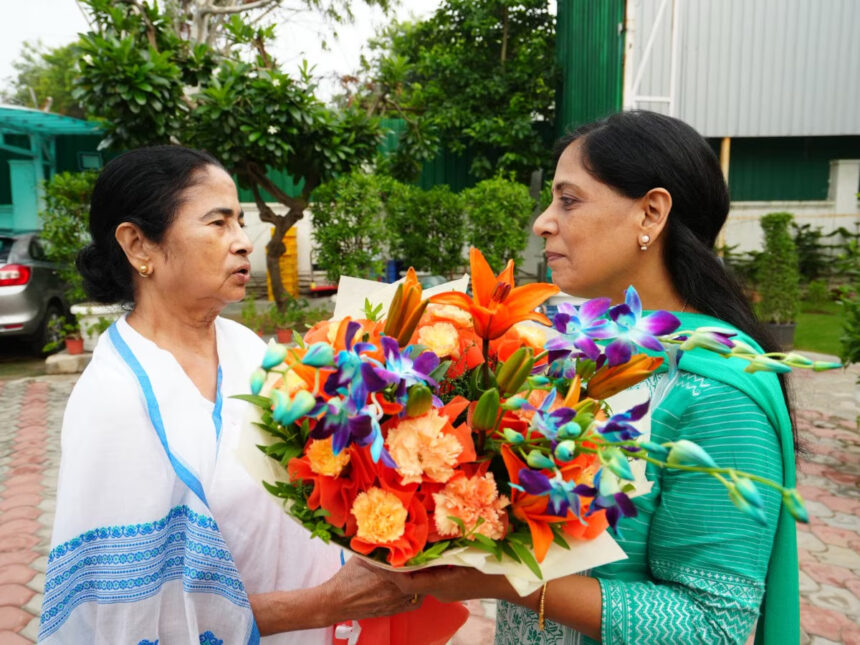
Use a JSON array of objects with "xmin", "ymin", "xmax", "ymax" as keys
[
  {"xmin": 267, "ymin": 304, "xmax": 293, "ymax": 343},
  {"xmin": 268, "ymin": 298, "xmax": 313, "ymax": 343},
  {"xmin": 240, "ymin": 297, "xmax": 264, "ymax": 336},
  {"xmin": 43, "ymin": 315, "xmax": 84, "ymax": 355},
  {"xmin": 757, "ymin": 212, "xmax": 801, "ymax": 349}
]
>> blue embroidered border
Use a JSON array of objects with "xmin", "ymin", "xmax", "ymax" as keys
[
  {"xmin": 39, "ymin": 505, "xmax": 249, "ymax": 640},
  {"xmin": 137, "ymin": 630, "xmax": 224, "ymax": 645}
]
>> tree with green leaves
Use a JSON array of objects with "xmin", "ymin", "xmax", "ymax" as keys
[
  {"xmin": 1, "ymin": 41, "xmax": 86, "ymax": 117},
  {"xmin": 345, "ymin": 0, "xmax": 557, "ymax": 183},
  {"xmin": 72, "ymin": 0, "xmax": 386, "ymax": 309},
  {"xmin": 462, "ymin": 175, "xmax": 535, "ymax": 272},
  {"xmin": 385, "ymin": 182, "xmax": 466, "ymax": 277},
  {"xmin": 310, "ymin": 171, "xmax": 392, "ymax": 282}
]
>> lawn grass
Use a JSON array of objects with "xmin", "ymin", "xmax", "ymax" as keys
[{"xmin": 793, "ymin": 300, "xmax": 844, "ymax": 356}]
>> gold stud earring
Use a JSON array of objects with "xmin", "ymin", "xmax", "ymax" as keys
[
  {"xmin": 138, "ymin": 264, "xmax": 151, "ymax": 277},
  {"xmin": 639, "ymin": 234, "xmax": 651, "ymax": 251}
]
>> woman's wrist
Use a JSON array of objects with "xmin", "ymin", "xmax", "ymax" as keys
[{"xmin": 249, "ymin": 584, "xmax": 335, "ymax": 635}]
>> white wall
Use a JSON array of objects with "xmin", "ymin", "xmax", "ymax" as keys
[
  {"xmin": 724, "ymin": 202, "xmax": 859, "ymax": 253},
  {"xmin": 240, "ymin": 203, "xmax": 315, "ymax": 281}
]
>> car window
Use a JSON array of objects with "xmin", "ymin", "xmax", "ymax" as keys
[
  {"xmin": 29, "ymin": 238, "xmax": 45, "ymax": 260},
  {"xmin": 0, "ymin": 237, "xmax": 13, "ymax": 263}
]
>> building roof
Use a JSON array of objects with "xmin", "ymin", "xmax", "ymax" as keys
[{"xmin": 0, "ymin": 104, "xmax": 101, "ymax": 136}]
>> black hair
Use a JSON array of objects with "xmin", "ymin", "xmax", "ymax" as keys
[
  {"xmin": 555, "ymin": 110, "xmax": 796, "ymax": 448},
  {"xmin": 77, "ymin": 145, "xmax": 224, "ymax": 304}
]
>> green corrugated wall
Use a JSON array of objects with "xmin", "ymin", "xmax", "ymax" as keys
[
  {"xmin": 708, "ymin": 136, "xmax": 860, "ymax": 201},
  {"xmin": 555, "ymin": 0, "xmax": 626, "ymax": 136}
]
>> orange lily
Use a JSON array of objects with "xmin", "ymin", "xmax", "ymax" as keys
[
  {"xmin": 384, "ymin": 267, "xmax": 429, "ymax": 346},
  {"xmin": 501, "ymin": 445, "xmax": 608, "ymax": 561},
  {"xmin": 430, "ymin": 248, "xmax": 559, "ymax": 340},
  {"xmin": 501, "ymin": 444, "xmax": 567, "ymax": 562},
  {"xmin": 586, "ymin": 353, "xmax": 664, "ymax": 399}
]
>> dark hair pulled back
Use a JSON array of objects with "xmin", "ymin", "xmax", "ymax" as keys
[
  {"xmin": 77, "ymin": 145, "xmax": 223, "ymax": 304},
  {"xmin": 556, "ymin": 110, "xmax": 795, "ymax": 446}
]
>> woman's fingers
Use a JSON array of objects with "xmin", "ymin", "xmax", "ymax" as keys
[{"xmin": 323, "ymin": 557, "xmax": 425, "ymax": 621}]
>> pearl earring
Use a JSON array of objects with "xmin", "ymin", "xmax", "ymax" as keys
[
  {"xmin": 138, "ymin": 264, "xmax": 151, "ymax": 277},
  {"xmin": 639, "ymin": 234, "xmax": 650, "ymax": 251}
]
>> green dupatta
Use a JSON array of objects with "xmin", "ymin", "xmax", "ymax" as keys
[{"xmin": 670, "ymin": 313, "xmax": 798, "ymax": 645}]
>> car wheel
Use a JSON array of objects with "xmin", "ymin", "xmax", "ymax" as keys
[{"xmin": 30, "ymin": 303, "xmax": 64, "ymax": 357}]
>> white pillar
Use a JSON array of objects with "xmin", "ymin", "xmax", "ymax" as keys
[{"xmin": 828, "ymin": 159, "xmax": 860, "ymax": 214}]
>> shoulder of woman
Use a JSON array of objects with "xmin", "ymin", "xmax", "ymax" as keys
[{"xmin": 61, "ymin": 344, "xmax": 155, "ymax": 450}]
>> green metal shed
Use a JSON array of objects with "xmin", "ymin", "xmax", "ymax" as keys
[{"xmin": 0, "ymin": 105, "xmax": 102, "ymax": 232}]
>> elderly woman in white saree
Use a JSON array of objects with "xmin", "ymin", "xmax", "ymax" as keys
[{"xmin": 39, "ymin": 146, "xmax": 420, "ymax": 644}]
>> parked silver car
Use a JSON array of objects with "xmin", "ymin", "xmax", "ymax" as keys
[{"xmin": 0, "ymin": 231, "xmax": 68, "ymax": 354}]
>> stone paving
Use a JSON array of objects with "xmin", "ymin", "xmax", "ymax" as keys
[{"xmin": 0, "ymin": 361, "xmax": 856, "ymax": 644}]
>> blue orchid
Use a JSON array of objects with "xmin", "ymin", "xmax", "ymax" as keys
[
  {"xmin": 310, "ymin": 388, "xmax": 396, "ymax": 467},
  {"xmin": 520, "ymin": 389, "xmax": 577, "ymax": 441},
  {"xmin": 545, "ymin": 298, "xmax": 616, "ymax": 360},
  {"xmin": 365, "ymin": 336, "xmax": 440, "ymax": 406},
  {"xmin": 605, "ymin": 287, "xmax": 681, "ymax": 366},
  {"xmin": 597, "ymin": 400, "xmax": 650, "ymax": 442},
  {"xmin": 513, "ymin": 468, "xmax": 582, "ymax": 518},
  {"xmin": 574, "ymin": 469, "xmax": 638, "ymax": 534}
]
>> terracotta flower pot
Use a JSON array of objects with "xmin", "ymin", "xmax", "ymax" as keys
[
  {"xmin": 276, "ymin": 328, "xmax": 293, "ymax": 343},
  {"xmin": 65, "ymin": 337, "xmax": 85, "ymax": 355}
]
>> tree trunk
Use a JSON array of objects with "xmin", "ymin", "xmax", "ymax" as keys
[
  {"xmin": 249, "ymin": 180, "xmax": 306, "ymax": 312},
  {"xmin": 266, "ymin": 217, "xmax": 290, "ymax": 310},
  {"xmin": 500, "ymin": 6, "xmax": 509, "ymax": 68}
]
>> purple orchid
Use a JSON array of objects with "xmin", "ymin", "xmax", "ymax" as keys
[
  {"xmin": 312, "ymin": 322, "xmax": 397, "ymax": 466},
  {"xmin": 521, "ymin": 389, "xmax": 577, "ymax": 441},
  {"xmin": 574, "ymin": 469, "xmax": 638, "ymax": 534},
  {"xmin": 605, "ymin": 287, "xmax": 681, "ymax": 365},
  {"xmin": 597, "ymin": 400, "xmax": 650, "ymax": 442},
  {"xmin": 324, "ymin": 321, "xmax": 381, "ymax": 397},
  {"xmin": 513, "ymin": 468, "xmax": 581, "ymax": 518},
  {"xmin": 545, "ymin": 298, "xmax": 616, "ymax": 360},
  {"xmin": 311, "ymin": 389, "xmax": 396, "ymax": 467},
  {"xmin": 367, "ymin": 336, "xmax": 440, "ymax": 406}
]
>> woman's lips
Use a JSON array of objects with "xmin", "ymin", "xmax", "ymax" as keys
[
  {"xmin": 545, "ymin": 252, "xmax": 565, "ymax": 263},
  {"xmin": 232, "ymin": 265, "xmax": 251, "ymax": 284}
]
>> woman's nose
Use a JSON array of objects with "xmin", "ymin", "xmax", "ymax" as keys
[
  {"xmin": 533, "ymin": 207, "xmax": 554, "ymax": 237},
  {"xmin": 234, "ymin": 224, "xmax": 253, "ymax": 256}
]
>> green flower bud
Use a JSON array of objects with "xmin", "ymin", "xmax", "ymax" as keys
[
  {"xmin": 405, "ymin": 384, "xmax": 434, "ymax": 417},
  {"xmin": 472, "ymin": 388, "xmax": 500, "ymax": 431},
  {"xmin": 666, "ymin": 439, "xmax": 718, "ymax": 469},
  {"xmin": 782, "ymin": 488, "xmax": 809, "ymax": 523},
  {"xmin": 554, "ymin": 440, "xmax": 578, "ymax": 462},
  {"xmin": 526, "ymin": 450, "xmax": 556, "ymax": 470},
  {"xmin": 502, "ymin": 428, "xmax": 525, "ymax": 445}
]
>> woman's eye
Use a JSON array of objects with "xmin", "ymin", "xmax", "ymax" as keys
[
  {"xmin": 560, "ymin": 195, "xmax": 579, "ymax": 208},
  {"xmin": 211, "ymin": 219, "xmax": 226, "ymax": 227}
]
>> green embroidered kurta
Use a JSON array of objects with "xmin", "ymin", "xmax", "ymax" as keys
[{"xmin": 495, "ymin": 313, "xmax": 796, "ymax": 645}]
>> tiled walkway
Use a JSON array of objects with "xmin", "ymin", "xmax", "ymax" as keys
[{"xmin": 0, "ymin": 363, "xmax": 857, "ymax": 644}]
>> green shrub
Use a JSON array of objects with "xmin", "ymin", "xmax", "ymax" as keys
[
  {"xmin": 38, "ymin": 171, "xmax": 98, "ymax": 304},
  {"xmin": 838, "ymin": 286, "xmax": 860, "ymax": 366},
  {"xmin": 385, "ymin": 182, "xmax": 466, "ymax": 276},
  {"xmin": 311, "ymin": 172, "xmax": 392, "ymax": 282},
  {"xmin": 792, "ymin": 223, "xmax": 829, "ymax": 281},
  {"xmin": 462, "ymin": 175, "xmax": 535, "ymax": 273},
  {"xmin": 804, "ymin": 279, "xmax": 831, "ymax": 310},
  {"xmin": 758, "ymin": 212, "xmax": 800, "ymax": 324}
]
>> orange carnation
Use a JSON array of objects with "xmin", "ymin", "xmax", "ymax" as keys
[{"xmin": 433, "ymin": 472, "xmax": 509, "ymax": 540}]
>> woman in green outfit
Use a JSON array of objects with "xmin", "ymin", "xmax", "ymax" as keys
[{"xmin": 391, "ymin": 111, "xmax": 798, "ymax": 644}]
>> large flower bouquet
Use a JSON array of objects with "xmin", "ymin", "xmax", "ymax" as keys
[{"xmin": 238, "ymin": 248, "xmax": 837, "ymax": 593}]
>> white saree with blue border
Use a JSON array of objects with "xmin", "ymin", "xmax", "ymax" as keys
[{"xmin": 39, "ymin": 315, "xmax": 340, "ymax": 644}]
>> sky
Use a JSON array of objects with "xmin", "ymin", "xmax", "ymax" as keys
[{"xmin": 0, "ymin": 0, "xmax": 442, "ymax": 103}]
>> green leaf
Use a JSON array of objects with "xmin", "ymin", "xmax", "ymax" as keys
[
  {"xmin": 509, "ymin": 541, "xmax": 543, "ymax": 580},
  {"xmin": 232, "ymin": 393, "xmax": 272, "ymax": 409}
]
